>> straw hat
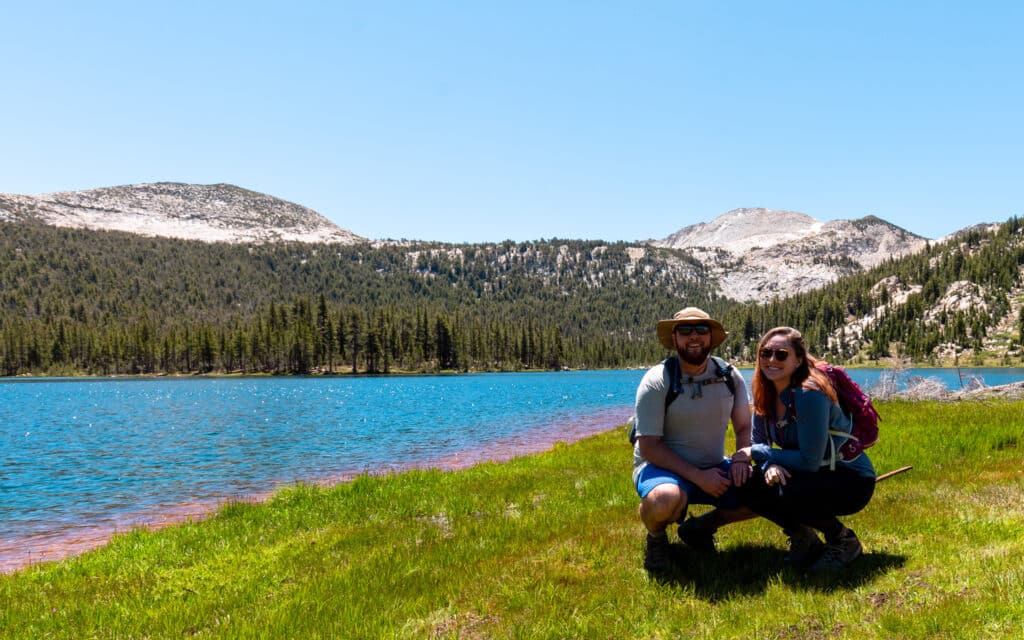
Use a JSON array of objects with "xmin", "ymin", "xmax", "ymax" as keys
[{"xmin": 656, "ymin": 307, "xmax": 728, "ymax": 350}]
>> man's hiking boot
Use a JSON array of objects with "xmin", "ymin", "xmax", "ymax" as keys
[
  {"xmin": 678, "ymin": 517, "xmax": 717, "ymax": 552},
  {"xmin": 643, "ymin": 533, "xmax": 672, "ymax": 575},
  {"xmin": 809, "ymin": 527, "xmax": 862, "ymax": 573},
  {"xmin": 784, "ymin": 525, "xmax": 824, "ymax": 570}
]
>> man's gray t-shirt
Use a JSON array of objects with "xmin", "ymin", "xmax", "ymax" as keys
[{"xmin": 631, "ymin": 358, "xmax": 748, "ymax": 484}]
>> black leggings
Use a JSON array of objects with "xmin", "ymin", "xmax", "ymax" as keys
[{"xmin": 738, "ymin": 465, "xmax": 875, "ymax": 539}]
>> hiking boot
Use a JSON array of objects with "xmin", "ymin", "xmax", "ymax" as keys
[
  {"xmin": 678, "ymin": 517, "xmax": 716, "ymax": 552},
  {"xmin": 809, "ymin": 528, "xmax": 863, "ymax": 573},
  {"xmin": 784, "ymin": 525, "xmax": 824, "ymax": 570},
  {"xmin": 643, "ymin": 533, "xmax": 672, "ymax": 574}
]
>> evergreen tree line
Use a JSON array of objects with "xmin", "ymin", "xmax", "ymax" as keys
[
  {"xmin": 0, "ymin": 293, "xmax": 684, "ymax": 376},
  {"xmin": 2, "ymin": 217, "xmax": 1021, "ymax": 376},
  {"xmin": 1, "ymin": 295, "xmax": 585, "ymax": 375},
  {"xmin": 0, "ymin": 223, "xmax": 719, "ymax": 375}
]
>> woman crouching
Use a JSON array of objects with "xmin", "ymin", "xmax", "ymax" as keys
[{"xmin": 737, "ymin": 326, "xmax": 876, "ymax": 572}]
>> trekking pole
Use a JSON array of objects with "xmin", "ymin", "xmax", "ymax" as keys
[{"xmin": 875, "ymin": 465, "xmax": 913, "ymax": 483}]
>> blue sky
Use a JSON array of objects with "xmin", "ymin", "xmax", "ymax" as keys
[{"xmin": 2, "ymin": 2, "xmax": 1021, "ymax": 243}]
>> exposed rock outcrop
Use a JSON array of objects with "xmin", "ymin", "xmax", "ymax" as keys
[{"xmin": 651, "ymin": 209, "xmax": 929, "ymax": 301}]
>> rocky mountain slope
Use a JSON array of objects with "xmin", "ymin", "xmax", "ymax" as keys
[
  {"xmin": 657, "ymin": 207, "xmax": 826, "ymax": 253},
  {"xmin": 1, "ymin": 193, "xmax": 1020, "ymax": 372},
  {"xmin": 0, "ymin": 183, "xmax": 364, "ymax": 245},
  {"xmin": 0, "ymin": 183, "xmax": 955, "ymax": 306},
  {"xmin": 825, "ymin": 230, "xmax": 1024, "ymax": 364},
  {"xmin": 651, "ymin": 208, "xmax": 930, "ymax": 301}
]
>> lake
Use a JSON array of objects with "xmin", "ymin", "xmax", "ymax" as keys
[{"xmin": 1, "ymin": 367, "xmax": 1020, "ymax": 570}]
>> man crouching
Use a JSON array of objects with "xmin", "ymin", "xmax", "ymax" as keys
[{"xmin": 632, "ymin": 307, "xmax": 755, "ymax": 575}]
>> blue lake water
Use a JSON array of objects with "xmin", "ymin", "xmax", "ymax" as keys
[
  {"xmin": 0, "ymin": 371, "xmax": 642, "ymax": 551},
  {"xmin": 1, "ymin": 367, "xmax": 1021, "ymax": 568}
]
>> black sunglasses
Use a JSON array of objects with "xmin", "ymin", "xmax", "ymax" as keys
[
  {"xmin": 759, "ymin": 348, "xmax": 790, "ymax": 362},
  {"xmin": 674, "ymin": 324, "xmax": 711, "ymax": 336}
]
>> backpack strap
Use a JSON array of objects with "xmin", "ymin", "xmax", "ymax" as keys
[
  {"xmin": 665, "ymin": 355, "xmax": 736, "ymax": 408},
  {"xmin": 825, "ymin": 429, "xmax": 861, "ymax": 469},
  {"xmin": 767, "ymin": 387, "xmax": 796, "ymax": 448},
  {"xmin": 663, "ymin": 355, "xmax": 682, "ymax": 412},
  {"xmin": 628, "ymin": 355, "xmax": 681, "ymax": 444},
  {"xmin": 629, "ymin": 355, "xmax": 736, "ymax": 445},
  {"xmin": 709, "ymin": 356, "xmax": 737, "ymax": 397}
]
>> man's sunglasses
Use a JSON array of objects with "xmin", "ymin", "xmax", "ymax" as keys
[
  {"xmin": 674, "ymin": 324, "xmax": 710, "ymax": 336},
  {"xmin": 759, "ymin": 348, "xmax": 790, "ymax": 362}
]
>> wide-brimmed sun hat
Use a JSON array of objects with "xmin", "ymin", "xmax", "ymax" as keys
[{"xmin": 656, "ymin": 307, "xmax": 728, "ymax": 350}]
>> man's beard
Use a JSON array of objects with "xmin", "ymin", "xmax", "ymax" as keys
[{"xmin": 678, "ymin": 345, "xmax": 711, "ymax": 366}]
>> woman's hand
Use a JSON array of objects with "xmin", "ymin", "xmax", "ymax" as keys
[
  {"xmin": 731, "ymin": 447, "xmax": 752, "ymax": 464},
  {"xmin": 763, "ymin": 464, "xmax": 791, "ymax": 487}
]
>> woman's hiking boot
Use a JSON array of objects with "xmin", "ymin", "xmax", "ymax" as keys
[
  {"xmin": 809, "ymin": 527, "xmax": 863, "ymax": 573},
  {"xmin": 643, "ymin": 532, "xmax": 672, "ymax": 575},
  {"xmin": 784, "ymin": 525, "xmax": 824, "ymax": 569},
  {"xmin": 678, "ymin": 517, "xmax": 717, "ymax": 552}
]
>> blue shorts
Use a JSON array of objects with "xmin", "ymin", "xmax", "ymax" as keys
[{"xmin": 635, "ymin": 459, "xmax": 741, "ymax": 516}]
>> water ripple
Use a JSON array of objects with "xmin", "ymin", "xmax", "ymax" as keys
[{"xmin": 0, "ymin": 371, "xmax": 643, "ymax": 566}]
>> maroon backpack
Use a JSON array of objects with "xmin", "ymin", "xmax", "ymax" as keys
[{"xmin": 818, "ymin": 363, "xmax": 881, "ymax": 463}]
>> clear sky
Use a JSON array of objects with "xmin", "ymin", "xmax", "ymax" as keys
[{"xmin": 2, "ymin": 2, "xmax": 1021, "ymax": 243}]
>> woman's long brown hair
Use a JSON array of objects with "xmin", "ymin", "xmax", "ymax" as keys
[{"xmin": 752, "ymin": 326, "xmax": 837, "ymax": 419}]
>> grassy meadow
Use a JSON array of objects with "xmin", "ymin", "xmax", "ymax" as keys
[{"xmin": 1, "ymin": 400, "xmax": 1022, "ymax": 639}]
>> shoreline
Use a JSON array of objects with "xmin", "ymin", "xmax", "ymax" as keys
[
  {"xmin": 4, "ymin": 359, "xmax": 1024, "ymax": 381},
  {"xmin": 0, "ymin": 406, "xmax": 633, "ymax": 574}
]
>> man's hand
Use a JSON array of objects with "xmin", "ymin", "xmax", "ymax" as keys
[
  {"xmin": 729, "ymin": 460, "xmax": 752, "ymax": 487},
  {"xmin": 728, "ymin": 448, "xmax": 753, "ymax": 487},
  {"xmin": 694, "ymin": 467, "xmax": 731, "ymax": 498}
]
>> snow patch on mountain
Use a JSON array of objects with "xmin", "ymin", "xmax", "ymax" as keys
[{"xmin": 0, "ymin": 183, "xmax": 364, "ymax": 245}]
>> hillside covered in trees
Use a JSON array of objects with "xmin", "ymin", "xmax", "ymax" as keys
[
  {"xmin": 717, "ymin": 218, "xmax": 1024, "ymax": 365},
  {"xmin": 1, "ymin": 218, "xmax": 1022, "ymax": 376},
  {"xmin": 0, "ymin": 223, "xmax": 721, "ymax": 375}
]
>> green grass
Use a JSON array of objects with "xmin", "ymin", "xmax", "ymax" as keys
[{"xmin": 2, "ymin": 400, "xmax": 1023, "ymax": 638}]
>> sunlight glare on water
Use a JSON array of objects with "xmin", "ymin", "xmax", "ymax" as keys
[
  {"xmin": 0, "ymin": 371, "xmax": 642, "ymax": 542},
  {"xmin": 1, "ymin": 366, "xmax": 1019, "ymax": 570}
]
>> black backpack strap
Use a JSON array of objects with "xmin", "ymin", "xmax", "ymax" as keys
[
  {"xmin": 631, "ymin": 355, "xmax": 735, "ymax": 445},
  {"xmin": 667, "ymin": 355, "xmax": 735, "ymax": 405},
  {"xmin": 710, "ymin": 356, "xmax": 737, "ymax": 396},
  {"xmin": 663, "ymin": 355, "xmax": 681, "ymax": 411},
  {"xmin": 628, "ymin": 355, "xmax": 681, "ymax": 445}
]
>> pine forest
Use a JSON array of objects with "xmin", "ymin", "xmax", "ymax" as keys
[{"xmin": 1, "ymin": 218, "xmax": 1022, "ymax": 377}]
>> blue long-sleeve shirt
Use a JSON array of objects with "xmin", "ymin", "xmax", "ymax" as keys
[{"xmin": 751, "ymin": 385, "xmax": 875, "ymax": 478}]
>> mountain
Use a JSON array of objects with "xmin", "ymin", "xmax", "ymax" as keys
[
  {"xmin": 0, "ymin": 185, "xmax": 928, "ymax": 303},
  {"xmin": 650, "ymin": 208, "xmax": 929, "ymax": 301},
  {"xmin": 0, "ymin": 183, "xmax": 990, "ymax": 320},
  {"xmin": 1, "ymin": 209, "xmax": 1021, "ymax": 376},
  {"xmin": 0, "ymin": 182, "xmax": 364, "ymax": 245},
  {"xmin": 705, "ymin": 217, "xmax": 1024, "ymax": 368},
  {"xmin": 656, "ymin": 208, "xmax": 825, "ymax": 253}
]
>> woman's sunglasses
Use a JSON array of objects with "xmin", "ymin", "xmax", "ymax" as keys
[
  {"xmin": 758, "ymin": 348, "xmax": 790, "ymax": 362},
  {"xmin": 674, "ymin": 324, "xmax": 710, "ymax": 336}
]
